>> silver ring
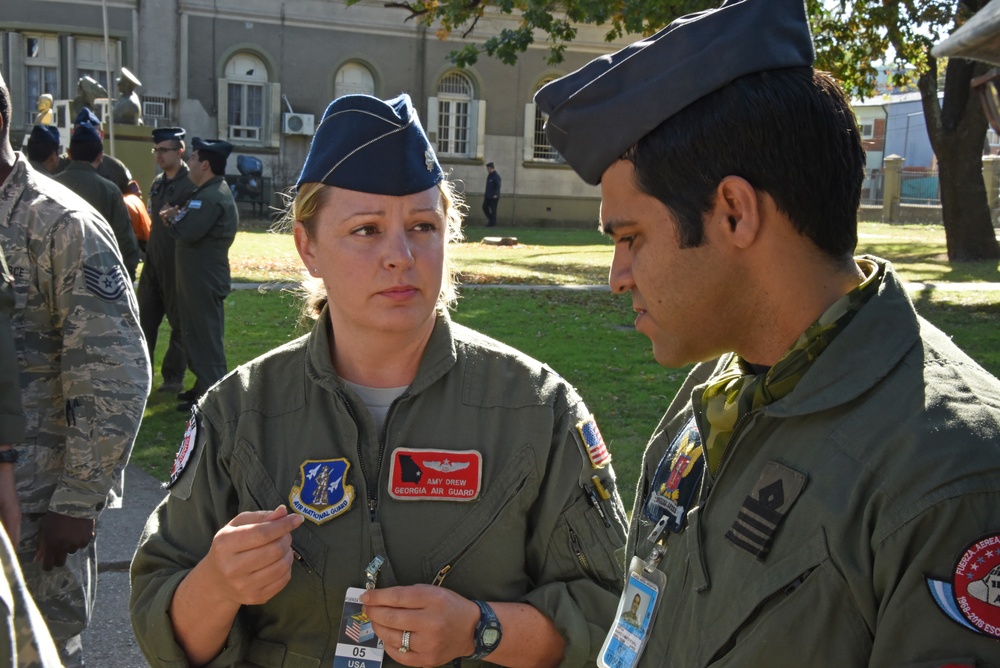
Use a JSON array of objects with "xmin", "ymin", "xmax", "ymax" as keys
[{"xmin": 400, "ymin": 630, "xmax": 411, "ymax": 654}]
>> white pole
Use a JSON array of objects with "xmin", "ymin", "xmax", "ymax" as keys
[{"xmin": 102, "ymin": 0, "xmax": 115, "ymax": 156}]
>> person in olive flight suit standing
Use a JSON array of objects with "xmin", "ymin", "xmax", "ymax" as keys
[
  {"xmin": 534, "ymin": 0, "xmax": 1000, "ymax": 666},
  {"xmin": 161, "ymin": 138, "xmax": 237, "ymax": 412},
  {"xmin": 138, "ymin": 127, "xmax": 196, "ymax": 395}
]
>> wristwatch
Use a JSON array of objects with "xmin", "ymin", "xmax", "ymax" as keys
[
  {"xmin": 467, "ymin": 600, "xmax": 502, "ymax": 660},
  {"xmin": 0, "ymin": 449, "xmax": 18, "ymax": 464}
]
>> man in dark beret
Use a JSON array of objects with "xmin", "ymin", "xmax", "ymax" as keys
[
  {"xmin": 54, "ymin": 122, "xmax": 141, "ymax": 280},
  {"xmin": 535, "ymin": 0, "xmax": 1000, "ymax": 665},
  {"xmin": 138, "ymin": 127, "xmax": 195, "ymax": 395},
  {"xmin": 26, "ymin": 124, "xmax": 60, "ymax": 175},
  {"xmin": 68, "ymin": 107, "xmax": 133, "ymax": 193},
  {"xmin": 160, "ymin": 137, "xmax": 238, "ymax": 411}
]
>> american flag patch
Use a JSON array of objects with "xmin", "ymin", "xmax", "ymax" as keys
[
  {"xmin": 577, "ymin": 415, "xmax": 611, "ymax": 468},
  {"xmin": 83, "ymin": 264, "xmax": 127, "ymax": 301}
]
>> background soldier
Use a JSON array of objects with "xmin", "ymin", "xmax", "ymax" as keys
[
  {"xmin": 25, "ymin": 125, "xmax": 60, "ymax": 175},
  {"xmin": 53, "ymin": 120, "xmax": 141, "ymax": 280},
  {"xmin": 140, "ymin": 127, "xmax": 195, "ymax": 395},
  {"xmin": 161, "ymin": 138, "xmax": 238, "ymax": 411},
  {"xmin": 0, "ymin": 71, "xmax": 150, "ymax": 667},
  {"xmin": 482, "ymin": 161, "xmax": 501, "ymax": 227}
]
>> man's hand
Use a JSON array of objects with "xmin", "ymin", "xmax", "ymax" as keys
[
  {"xmin": 159, "ymin": 205, "xmax": 178, "ymax": 225},
  {"xmin": 34, "ymin": 511, "xmax": 95, "ymax": 571},
  {"xmin": 0, "ymin": 456, "xmax": 21, "ymax": 547},
  {"xmin": 361, "ymin": 584, "xmax": 479, "ymax": 667}
]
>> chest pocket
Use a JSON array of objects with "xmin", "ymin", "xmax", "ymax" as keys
[
  {"xmin": 699, "ymin": 527, "xmax": 870, "ymax": 667},
  {"xmin": 418, "ymin": 446, "xmax": 536, "ymax": 587}
]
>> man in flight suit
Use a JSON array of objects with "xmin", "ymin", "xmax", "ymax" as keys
[
  {"xmin": 535, "ymin": 0, "xmax": 1000, "ymax": 665},
  {"xmin": 162, "ymin": 138, "xmax": 238, "ymax": 412},
  {"xmin": 138, "ymin": 127, "xmax": 196, "ymax": 395}
]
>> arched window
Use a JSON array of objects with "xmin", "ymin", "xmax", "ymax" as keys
[
  {"xmin": 224, "ymin": 53, "xmax": 268, "ymax": 141},
  {"xmin": 335, "ymin": 62, "xmax": 375, "ymax": 98},
  {"xmin": 435, "ymin": 71, "xmax": 473, "ymax": 157}
]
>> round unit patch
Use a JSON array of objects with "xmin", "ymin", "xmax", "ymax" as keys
[
  {"xmin": 952, "ymin": 534, "xmax": 1000, "ymax": 637},
  {"xmin": 928, "ymin": 533, "xmax": 1000, "ymax": 638},
  {"xmin": 168, "ymin": 414, "xmax": 198, "ymax": 487}
]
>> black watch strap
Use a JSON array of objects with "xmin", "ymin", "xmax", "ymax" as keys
[
  {"xmin": 0, "ymin": 449, "xmax": 18, "ymax": 464},
  {"xmin": 467, "ymin": 599, "xmax": 502, "ymax": 660}
]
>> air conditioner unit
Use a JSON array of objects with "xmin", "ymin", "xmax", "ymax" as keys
[{"xmin": 283, "ymin": 113, "xmax": 315, "ymax": 136}]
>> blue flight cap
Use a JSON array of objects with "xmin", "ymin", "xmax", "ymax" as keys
[
  {"xmin": 29, "ymin": 125, "xmax": 60, "ymax": 147},
  {"xmin": 191, "ymin": 137, "xmax": 234, "ymax": 159},
  {"xmin": 152, "ymin": 127, "xmax": 186, "ymax": 143},
  {"xmin": 534, "ymin": 0, "xmax": 815, "ymax": 185},
  {"xmin": 70, "ymin": 122, "xmax": 102, "ymax": 145},
  {"xmin": 74, "ymin": 107, "xmax": 101, "ymax": 128},
  {"xmin": 296, "ymin": 93, "xmax": 444, "ymax": 196}
]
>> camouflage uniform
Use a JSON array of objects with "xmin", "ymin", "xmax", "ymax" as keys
[{"xmin": 0, "ymin": 154, "xmax": 151, "ymax": 665}]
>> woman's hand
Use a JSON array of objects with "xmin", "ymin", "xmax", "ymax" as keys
[{"xmin": 361, "ymin": 584, "xmax": 479, "ymax": 666}]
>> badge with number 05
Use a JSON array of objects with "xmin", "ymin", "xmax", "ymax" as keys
[
  {"xmin": 334, "ymin": 587, "xmax": 384, "ymax": 668},
  {"xmin": 598, "ymin": 556, "xmax": 666, "ymax": 668}
]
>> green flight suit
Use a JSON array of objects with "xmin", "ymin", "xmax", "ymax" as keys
[
  {"xmin": 621, "ymin": 259, "xmax": 1000, "ymax": 666},
  {"xmin": 131, "ymin": 312, "xmax": 628, "ymax": 667},
  {"xmin": 53, "ymin": 161, "xmax": 141, "ymax": 280},
  {"xmin": 166, "ymin": 174, "xmax": 237, "ymax": 395},
  {"xmin": 138, "ymin": 166, "xmax": 197, "ymax": 385}
]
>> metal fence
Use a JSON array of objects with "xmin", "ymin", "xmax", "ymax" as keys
[{"xmin": 864, "ymin": 167, "xmax": 941, "ymax": 206}]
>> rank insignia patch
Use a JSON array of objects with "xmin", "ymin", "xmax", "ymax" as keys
[
  {"xmin": 927, "ymin": 533, "xmax": 1000, "ymax": 638},
  {"xmin": 577, "ymin": 415, "xmax": 611, "ymax": 469},
  {"xmin": 167, "ymin": 413, "xmax": 198, "ymax": 488},
  {"xmin": 725, "ymin": 461, "xmax": 807, "ymax": 560},
  {"xmin": 289, "ymin": 459, "xmax": 355, "ymax": 524},
  {"xmin": 83, "ymin": 264, "xmax": 126, "ymax": 301},
  {"xmin": 388, "ymin": 448, "xmax": 482, "ymax": 501}
]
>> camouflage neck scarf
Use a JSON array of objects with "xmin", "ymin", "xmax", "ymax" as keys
[{"xmin": 696, "ymin": 259, "xmax": 881, "ymax": 477}]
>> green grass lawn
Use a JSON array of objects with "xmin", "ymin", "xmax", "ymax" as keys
[{"xmin": 134, "ymin": 221, "xmax": 1000, "ymax": 511}]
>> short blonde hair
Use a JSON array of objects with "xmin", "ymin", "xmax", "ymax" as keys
[{"xmin": 279, "ymin": 180, "xmax": 466, "ymax": 321}]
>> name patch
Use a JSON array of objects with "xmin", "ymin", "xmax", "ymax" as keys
[{"xmin": 387, "ymin": 448, "xmax": 482, "ymax": 501}]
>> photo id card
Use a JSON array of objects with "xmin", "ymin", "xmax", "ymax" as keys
[
  {"xmin": 598, "ymin": 557, "xmax": 665, "ymax": 668},
  {"xmin": 334, "ymin": 587, "xmax": 384, "ymax": 668}
]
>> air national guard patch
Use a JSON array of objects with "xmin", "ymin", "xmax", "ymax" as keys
[
  {"xmin": 577, "ymin": 415, "xmax": 611, "ymax": 469},
  {"xmin": 290, "ymin": 459, "xmax": 355, "ymax": 524},
  {"xmin": 167, "ymin": 414, "xmax": 198, "ymax": 487},
  {"xmin": 388, "ymin": 448, "xmax": 482, "ymax": 501},
  {"xmin": 83, "ymin": 264, "xmax": 127, "ymax": 301},
  {"xmin": 927, "ymin": 533, "xmax": 1000, "ymax": 638}
]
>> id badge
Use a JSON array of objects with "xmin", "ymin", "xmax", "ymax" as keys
[
  {"xmin": 333, "ymin": 587, "xmax": 384, "ymax": 668},
  {"xmin": 598, "ymin": 556, "xmax": 666, "ymax": 668}
]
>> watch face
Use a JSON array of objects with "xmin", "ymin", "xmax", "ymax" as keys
[{"xmin": 482, "ymin": 628, "xmax": 500, "ymax": 647}]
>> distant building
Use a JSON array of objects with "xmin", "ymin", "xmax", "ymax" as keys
[{"xmin": 2, "ymin": 0, "xmax": 638, "ymax": 226}]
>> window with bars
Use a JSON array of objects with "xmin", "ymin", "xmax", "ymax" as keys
[
  {"xmin": 436, "ymin": 72, "xmax": 473, "ymax": 157},
  {"xmin": 528, "ymin": 77, "xmax": 562, "ymax": 162},
  {"xmin": 222, "ymin": 52, "xmax": 269, "ymax": 143},
  {"xmin": 142, "ymin": 96, "xmax": 173, "ymax": 123},
  {"xmin": 24, "ymin": 35, "xmax": 59, "ymax": 126}
]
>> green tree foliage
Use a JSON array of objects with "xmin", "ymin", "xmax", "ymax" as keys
[{"xmin": 356, "ymin": 0, "xmax": 1000, "ymax": 260}]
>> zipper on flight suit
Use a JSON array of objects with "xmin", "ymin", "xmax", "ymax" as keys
[
  {"xmin": 338, "ymin": 389, "xmax": 406, "ymax": 521},
  {"xmin": 569, "ymin": 528, "xmax": 593, "ymax": 577},
  {"xmin": 431, "ymin": 477, "xmax": 529, "ymax": 586}
]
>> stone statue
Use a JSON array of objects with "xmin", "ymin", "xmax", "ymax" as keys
[
  {"xmin": 112, "ymin": 67, "xmax": 143, "ymax": 125},
  {"xmin": 34, "ymin": 94, "xmax": 54, "ymax": 125},
  {"xmin": 72, "ymin": 76, "xmax": 107, "ymax": 118}
]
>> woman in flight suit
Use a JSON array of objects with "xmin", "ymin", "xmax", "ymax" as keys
[{"xmin": 130, "ymin": 93, "xmax": 627, "ymax": 668}]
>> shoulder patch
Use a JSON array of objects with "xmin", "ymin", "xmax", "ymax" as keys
[
  {"xmin": 927, "ymin": 533, "xmax": 1000, "ymax": 638},
  {"xmin": 168, "ymin": 413, "xmax": 199, "ymax": 487},
  {"xmin": 188, "ymin": 199, "xmax": 202, "ymax": 209},
  {"xmin": 577, "ymin": 415, "xmax": 611, "ymax": 469},
  {"xmin": 83, "ymin": 264, "xmax": 127, "ymax": 301}
]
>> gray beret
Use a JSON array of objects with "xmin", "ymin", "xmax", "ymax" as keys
[
  {"xmin": 297, "ymin": 93, "xmax": 444, "ymax": 196},
  {"xmin": 534, "ymin": 0, "xmax": 814, "ymax": 185},
  {"xmin": 191, "ymin": 137, "xmax": 233, "ymax": 159}
]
